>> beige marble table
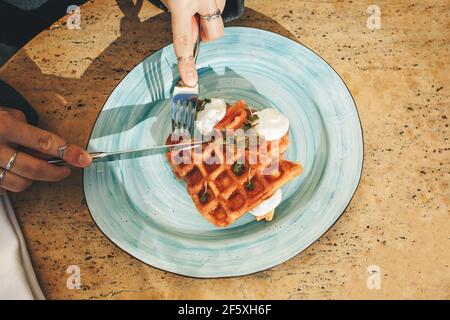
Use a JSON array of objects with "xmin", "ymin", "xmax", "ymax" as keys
[{"xmin": 0, "ymin": 0, "xmax": 448, "ymax": 299}]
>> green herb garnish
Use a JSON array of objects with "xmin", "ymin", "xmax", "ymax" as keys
[
  {"xmin": 240, "ymin": 113, "xmax": 259, "ymax": 131},
  {"xmin": 246, "ymin": 180, "xmax": 255, "ymax": 191},
  {"xmin": 231, "ymin": 163, "xmax": 245, "ymax": 176},
  {"xmin": 247, "ymin": 114, "xmax": 259, "ymax": 122}
]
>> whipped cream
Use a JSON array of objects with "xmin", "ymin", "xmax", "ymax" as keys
[
  {"xmin": 250, "ymin": 189, "xmax": 282, "ymax": 217},
  {"xmin": 195, "ymin": 98, "xmax": 227, "ymax": 135},
  {"xmin": 253, "ymin": 108, "xmax": 290, "ymax": 141}
]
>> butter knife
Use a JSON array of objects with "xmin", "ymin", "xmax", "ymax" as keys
[{"xmin": 47, "ymin": 140, "xmax": 206, "ymax": 165}]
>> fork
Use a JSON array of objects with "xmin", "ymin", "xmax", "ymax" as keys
[{"xmin": 171, "ymin": 15, "xmax": 201, "ymax": 135}]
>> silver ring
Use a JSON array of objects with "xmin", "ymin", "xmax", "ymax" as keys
[
  {"xmin": 200, "ymin": 9, "xmax": 221, "ymax": 21},
  {"xmin": 5, "ymin": 152, "xmax": 18, "ymax": 172},
  {"xmin": 58, "ymin": 143, "xmax": 70, "ymax": 159},
  {"xmin": 176, "ymin": 56, "xmax": 194, "ymax": 64},
  {"xmin": 0, "ymin": 169, "xmax": 7, "ymax": 184}
]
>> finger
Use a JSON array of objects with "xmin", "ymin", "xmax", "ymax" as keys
[
  {"xmin": 0, "ymin": 119, "xmax": 92, "ymax": 168},
  {"xmin": 200, "ymin": 15, "xmax": 224, "ymax": 43},
  {"xmin": 0, "ymin": 107, "xmax": 27, "ymax": 123},
  {"xmin": 15, "ymin": 146, "xmax": 54, "ymax": 160},
  {"xmin": 216, "ymin": 0, "xmax": 226, "ymax": 11},
  {"xmin": 199, "ymin": 0, "xmax": 224, "ymax": 43},
  {"xmin": 171, "ymin": 9, "xmax": 198, "ymax": 87},
  {"xmin": 0, "ymin": 144, "xmax": 71, "ymax": 182},
  {"xmin": 0, "ymin": 169, "xmax": 32, "ymax": 193}
]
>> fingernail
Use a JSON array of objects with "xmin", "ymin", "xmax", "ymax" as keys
[
  {"xmin": 184, "ymin": 71, "xmax": 197, "ymax": 87},
  {"xmin": 78, "ymin": 153, "xmax": 92, "ymax": 166}
]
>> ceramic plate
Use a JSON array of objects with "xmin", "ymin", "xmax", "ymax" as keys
[{"xmin": 83, "ymin": 27, "xmax": 363, "ymax": 277}]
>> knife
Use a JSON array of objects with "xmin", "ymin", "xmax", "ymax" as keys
[{"xmin": 47, "ymin": 140, "xmax": 207, "ymax": 165}]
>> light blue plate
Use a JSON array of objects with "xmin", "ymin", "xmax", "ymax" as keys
[{"xmin": 83, "ymin": 27, "xmax": 363, "ymax": 278}]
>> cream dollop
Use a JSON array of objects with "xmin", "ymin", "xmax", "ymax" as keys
[
  {"xmin": 250, "ymin": 189, "xmax": 282, "ymax": 217},
  {"xmin": 253, "ymin": 108, "xmax": 290, "ymax": 141},
  {"xmin": 195, "ymin": 98, "xmax": 227, "ymax": 135}
]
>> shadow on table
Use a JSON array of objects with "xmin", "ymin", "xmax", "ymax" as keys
[
  {"xmin": 0, "ymin": 2, "xmax": 298, "ymax": 147},
  {"xmin": 0, "ymin": 1, "xmax": 297, "ymax": 124},
  {"xmin": 90, "ymin": 65, "xmax": 258, "ymax": 141},
  {"xmin": 84, "ymin": 2, "xmax": 298, "ymax": 141},
  {"xmin": 0, "ymin": 1, "xmax": 301, "ymax": 176},
  {"xmin": 0, "ymin": 2, "xmax": 301, "ymax": 285}
]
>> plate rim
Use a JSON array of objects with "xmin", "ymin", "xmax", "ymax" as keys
[{"xmin": 82, "ymin": 26, "xmax": 365, "ymax": 278}]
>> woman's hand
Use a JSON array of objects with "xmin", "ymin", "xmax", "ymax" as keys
[
  {"xmin": 0, "ymin": 107, "xmax": 92, "ymax": 194},
  {"xmin": 161, "ymin": 0, "xmax": 226, "ymax": 86}
]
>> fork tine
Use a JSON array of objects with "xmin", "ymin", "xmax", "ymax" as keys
[
  {"xmin": 188, "ymin": 99, "xmax": 197, "ymax": 135},
  {"xmin": 173, "ymin": 97, "xmax": 198, "ymax": 133},
  {"xmin": 185, "ymin": 101, "xmax": 192, "ymax": 133},
  {"xmin": 181, "ymin": 101, "xmax": 188, "ymax": 131},
  {"xmin": 182, "ymin": 101, "xmax": 190, "ymax": 130},
  {"xmin": 176, "ymin": 100, "xmax": 183, "ymax": 131},
  {"xmin": 171, "ymin": 99, "xmax": 178, "ymax": 131},
  {"xmin": 171, "ymin": 14, "xmax": 200, "ymax": 136},
  {"xmin": 187, "ymin": 101, "xmax": 196, "ymax": 132}
]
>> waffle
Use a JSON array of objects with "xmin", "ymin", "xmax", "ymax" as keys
[{"xmin": 166, "ymin": 100, "xmax": 303, "ymax": 227}]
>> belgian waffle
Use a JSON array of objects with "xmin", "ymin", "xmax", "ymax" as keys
[{"xmin": 166, "ymin": 100, "xmax": 303, "ymax": 227}]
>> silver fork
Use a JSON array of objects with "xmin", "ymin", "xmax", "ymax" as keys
[{"xmin": 171, "ymin": 16, "xmax": 201, "ymax": 135}]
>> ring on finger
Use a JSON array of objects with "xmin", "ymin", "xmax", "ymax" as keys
[
  {"xmin": 5, "ymin": 152, "xmax": 18, "ymax": 172},
  {"xmin": 0, "ymin": 169, "xmax": 7, "ymax": 184},
  {"xmin": 58, "ymin": 143, "xmax": 70, "ymax": 159},
  {"xmin": 177, "ymin": 56, "xmax": 194, "ymax": 64},
  {"xmin": 200, "ymin": 9, "xmax": 221, "ymax": 21}
]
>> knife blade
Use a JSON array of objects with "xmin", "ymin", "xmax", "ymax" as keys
[{"xmin": 47, "ymin": 140, "xmax": 207, "ymax": 165}]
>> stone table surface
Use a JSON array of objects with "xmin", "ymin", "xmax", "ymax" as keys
[{"xmin": 0, "ymin": 0, "xmax": 448, "ymax": 299}]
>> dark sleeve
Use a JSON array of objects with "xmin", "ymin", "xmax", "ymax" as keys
[
  {"xmin": 147, "ymin": 0, "xmax": 245, "ymax": 22},
  {"xmin": 222, "ymin": 0, "xmax": 245, "ymax": 22},
  {"xmin": 0, "ymin": 80, "xmax": 38, "ymax": 125}
]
